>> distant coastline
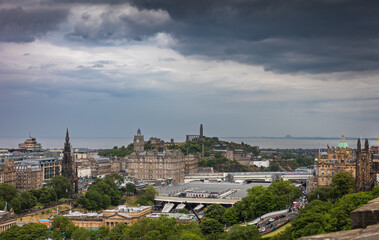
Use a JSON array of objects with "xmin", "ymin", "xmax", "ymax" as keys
[{"xmin": 222, "ymin": 136, "xmax": 378, "ymax": 141}]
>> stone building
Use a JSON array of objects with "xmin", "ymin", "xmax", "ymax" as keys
[
  {"xmin": 355, "ymin": 139, "xmax": 379, "ymax": 192},
  {"xmin": 0, "ymin": 210, "xmax": 16, "ymax": 233},
  {"xmin": 15, "ymin": 162, "xmax": 43, "ymax": 191},
  {"xmin": 315, "ymin": 133, "xmax": 356, "ymax": 187},
  {"xmin": 16, "ymin": 158, "xmax": 60, "ymax": 183},
  {"xmin": 90, "ymin": 156, "xmax": 120, "ymax": 178},
  {"xmin": 62, "ymin": 206, "xmax": 152, "ymax": 229},
  {"xmin": 128, "ymin": 129, "xmax": 186, "ymax": 184},
  {"xmin": 184, "ymin": 155, "xmax": 198, "ymax": 174},
  {"xmin": 0, "ymin": 159, "xmax": 16, "ymax": 186}
]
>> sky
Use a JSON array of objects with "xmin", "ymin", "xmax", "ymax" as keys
[{"xmin": 0, "ymin": 0, "xmax": 379, "ymax": 140}]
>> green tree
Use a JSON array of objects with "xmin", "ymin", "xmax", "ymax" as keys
[
  {"xmin": 47, "ymin": 176, "xmax": 73, "ymax": 199},
  {"xmin": 290, "ymin": 200, "xmax": 334, "ymax": 239},
  {"xmin": 72, "ymin": 228, "xmax": 91, "ymax": 240},
  {"xmin": 105, "ymin": 173, "xmax": 124, "ymax": 188},
  {"xmin": 10, "ymin": 197, "xmax": 22, "ymax": 214},
  {"xmin": 125, "ymin": 183, "xmax": 137, "ymax": 195},
  {"xmin": 308, "ymin": 186, "xmax": 333, "ymax": 202},
  {"xmin": 20, "ymin": 191, "xmax": 37, "ymax": 211},
  {"xmin": 48, "ymin": 188, "xmax": 58, "ymax": 202},
  {"xmin": 178, "ymin": 233, "xmax": 204, "ymax": 240},
  {"xmin": 330, "ymin": 192, "xmax": 374, "ymax": 231},
  {"xmin": 39, "ymin": 189, "xmax": 52, "ymax": 205},
  {"xmin": 331, "ymin": 171, "xmax": 355, "ymax": 199},
  {"xmin": 98, "ymin": 226, "xmax": 110, "ymax": 240},
  {"xmin": 136, "ymin": 185, "xmax": 158, "ymax": 205},
  {"xmin": 0, "ymin": 183, "xmax": 17, "ymax": 202},
  {"xmin": 226, "ymin": 225, "xmax": 261, "ymax": 240},
  {"xmin": 51, "ymin": 216, "xmax": 76, "ymax": 239},
  {"xmin": 204, "ymin": 204, "xmax": 226, "ymax": 223},
  {"xmin": 0, "ymin": 223, "xmax": 50, "ymax": 240},
  {"xmin": 222, "ymin": 207, "xmax": 239, "ymax": 225},
  {"xmin": 109, "ymin": 223, "xmax": 127, "ymax": 240},
  {"xmin": 199, "ymin": 218, "xmax": 224, "ymax": 235}
]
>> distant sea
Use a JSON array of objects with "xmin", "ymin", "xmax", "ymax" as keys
[{"xmin": 1, "ymin": 137, "xmax": 378, "ymax": 150}]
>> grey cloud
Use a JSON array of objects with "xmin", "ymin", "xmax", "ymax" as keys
[
  {"xmin": 23, "ymin": 0, "xmax": 379, "ymax": 73},
  {"xmin": 0, "ymin": 6, "xmax": 69, "ymax": 42},
  {"xmin": 66, "ymin": 5, "xmax": 170, "ymax": 41}
]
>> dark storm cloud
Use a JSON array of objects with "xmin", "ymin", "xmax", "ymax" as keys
[
  {"xmin": 66, "ymin": 5, "xmax": 170, "ymax": 42},
  {"xmin": 0, "ymin": 7, "xmax": 69, "ymax": 42},
  {"xmin": 33, "ymin": 0, "xmax": 379, "ymax": 73}
]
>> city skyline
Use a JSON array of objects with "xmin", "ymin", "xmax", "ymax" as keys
[{"xmin": 1, "ymin": 1, "xmax": 379, "ymax": 139}]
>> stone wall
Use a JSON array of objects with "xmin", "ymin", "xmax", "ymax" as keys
[{"xmin": 351, "ymin": 196, "xmax": 379, "ymax": 229}]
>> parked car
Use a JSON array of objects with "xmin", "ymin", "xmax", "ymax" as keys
[
  {"xmin": 259, "ymin": 227, "xmax": 266, "ymax": 232},
  {"xmin": 268, "ymin": 218, "xmax": 275, "ymax": 222}
]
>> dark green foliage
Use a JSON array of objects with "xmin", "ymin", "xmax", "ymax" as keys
[
  {"xmin": 282, "ymin": 151, "xmax": 294, "ymax": 160},
  {"xmin": 199, "ymin": 218, "xmax": 224, "ymax": 235},
  {"xmin": 10, "ymin": 197, "xmax": 22, "ymax": 214},
  {"xmin": 0, "ymin": 223, "xmax": 50, "ymax": 240},
  {"xmin": 204, "ymin": 204, "xmax": 226, "ymax": 223},
  {"xmin": 20, "ymin": 191, "xmax": 37, "ymax": 211},
  {"xmin": 331, "ymin": 171, "xmax": 355, "ymax": 199},
  {"xmin": 0, "ymin": 183, "xmax": 17, "ymax": 202},
  {"xmin": 51, "ymin": 216, "xmax": 76, "ymax": 239},
  {"xmin": 77, "ymin": 175, "xmax": 123, "ymax": 210},
  {"xmin": 124, "ymin": 182, "xmax": 137, "ymax": 195},
  {"xmin": 1, "ymin": 215, "xmax": 206, "ymax": 240},
  {"xmin": 109, "ymin": 222, "xmax": 128, "ymax": 240},
  {"xmin": 222, "ymin": 207, "xmax": 239, "ymax": 225},
  {"xmin": 287, "ymin": 187, "xmax": 379, "ymax": 239},
  {"xmin": 269, "ymin": 164, "xmax": 280, "ymax": 171},
  {"xmin": 226, "ymin": 225, "xmax": 261, "ymax": 240},
  {"xmin": 72, "ymin": 228, "xmax": 92, "ymax": 240},
  {"xmin": 294, "ymin": 156, "xmax": 315, "ymax": 167},
  {"xmin": 167, "ymin": 137, "xmax": 259, "ymax": 157},
  {"xmin": 47, "ymin": 176, "xmax": 73, "ymax": 199},
  {"xmin": 105, "ymin": 173, "xmax": 125, "ymax": 188},
  {"xmin": 98, "ymin": 226, "xmax": 110, "ymax": 240},
  {"xmin": 98, "ymin": 144, "xmax": 134, "ymax": 158},
  {"xmin": 199, "ymin": 157, "xmax": 248, "ymax": 172},
  {"xmin": 136, "ymin": 185, "xmax": 158, "ymax": 205},
  {"xmin": 308, "ymin": 186, "xmax": 333, "ymax": 202}
]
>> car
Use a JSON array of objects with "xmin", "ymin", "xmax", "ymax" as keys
[
  {"xmin": 259, "ymin": 227, "xmax": 266, "ymax": 232},
  {"xmin": 279, "ymin": 214, "xmax": 286, "ymax": 218},
  {"xmin": 268, "ymin": 218, "xmax": 275, "ymax": 222},
  {"xmin": 274, "ymin": 216, "xmax": 279, "ymax": 220}
]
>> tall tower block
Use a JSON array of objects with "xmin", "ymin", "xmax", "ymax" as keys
[{"xmin": 200, "ymin": 124, "xmax": 203, "ymax": 139}]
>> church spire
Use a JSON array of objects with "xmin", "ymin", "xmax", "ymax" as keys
[{"xmin": 66, "ymin": 128, "xmax": 69, "ymax": 141}]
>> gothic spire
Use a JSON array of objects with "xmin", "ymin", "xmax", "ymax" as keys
[
  {"xmin": 66, "ymin": 128, "xmax": 69, "ymax": 141},
  {"xmin": 365, "ymin": 138, "xmax": 369, "ymax": 151},
  {"xmin": 357, "ymin": 138, "xmax": 361, "ymax": 152}
]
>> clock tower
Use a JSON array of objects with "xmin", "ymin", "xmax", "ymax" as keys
[{"xmin": 133, "ymin": 128, "xmax": 145, "ymax": 152}]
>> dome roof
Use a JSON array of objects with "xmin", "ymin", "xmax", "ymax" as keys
[
  {"xmin": 337, "ymin": 132, "xmax": 349, "ymax": 148},
  {"xmin": 337, "ymin": 141, "xmax": 349, "ymax": 148}
]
